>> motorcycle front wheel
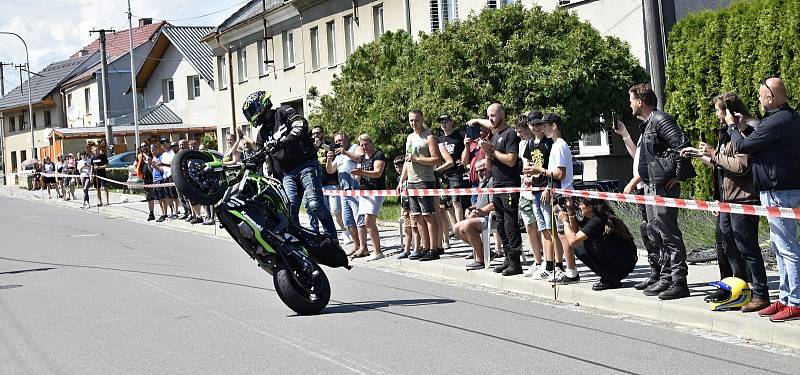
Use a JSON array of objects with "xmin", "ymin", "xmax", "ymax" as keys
[
  {"xmin": 171, "ymin": 150, "xmax": 226, "ymax": 205},
  {"xmin": 273, "ymin": 262, "xmax": 331, "ymax": 315}
]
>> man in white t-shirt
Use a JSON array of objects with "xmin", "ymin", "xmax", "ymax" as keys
[
  {"xmin": 158, "ymin": 141, "xmax": 180, "ymax": 218},
  {"xmin": 530, "ymin": 113, "xmax": 577, "ymax": 283}
]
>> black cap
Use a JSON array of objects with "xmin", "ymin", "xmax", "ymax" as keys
[
  {"xmin": 541, "ymin": 113, "xmax": 562, "ymax": 125},
  {"xmin": 437, "ymin": 114, "xmax": 453, "ymax": 122},
  {"xmin": 527, "ymin": 111, "xmax": 544, "ymax": 124},
  {"xmin": 160, "ymin": 137, "xmax": 169, "ymax": 144}
]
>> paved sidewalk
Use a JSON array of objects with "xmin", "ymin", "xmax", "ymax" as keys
[{"xmin": 3, "ymin": 184, "xmax": 799, "ymax": 350}]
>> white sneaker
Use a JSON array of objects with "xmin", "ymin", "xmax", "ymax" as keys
[
  {"xmin": 549, "ymin": 268, "xmax": 564, "ymax": 282},
  {"xmin": 528, "ymin": 263, "xmax": 549, "ymax": 279}
]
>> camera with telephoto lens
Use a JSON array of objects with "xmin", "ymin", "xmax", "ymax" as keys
[
  {"xmin": 465, "ymin": 123, "xmax": 481, "ymax": 140},
  {"xmin": 555, "ymin": 193, "xmax": 580, "ymax": 211}
]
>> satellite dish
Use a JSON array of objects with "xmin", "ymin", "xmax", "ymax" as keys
[{"xmin": 66, "ymin": 106, "xmax": 81, "ymax": 122}]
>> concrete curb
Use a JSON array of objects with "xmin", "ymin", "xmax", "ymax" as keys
[{"xmin": 4, "ymin": 186, "xmax": 799, "ymax": 349}]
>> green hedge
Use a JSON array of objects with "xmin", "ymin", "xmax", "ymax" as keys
[{"xmin": 665, "ymin": 0, "xmax": 800, "ymax": 200}]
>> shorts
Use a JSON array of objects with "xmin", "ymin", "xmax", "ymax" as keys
[
  {"xmin": 145, "ymin": 187, "xmax": 157, "ymax": 201},
  {"xmin": 531, "ymin": 191, "xmax": 552, "ymax": 232},
  {"xmin": 358, "ymin": 195, "xmax": 384, "ymax": 217},
  {"xmin": 323, "ymin": 185, "xmax": 342, "ymax": 214},
  {"xmin": 444, "ymin": 172, "xmax": 470, "ymax": 204},
  {"xmin": 44, "ymin": 176, "xmax": 56, "ymax": 184},
  {"xmin": 408, "ymin": 181, "xmax": 436, "ymax": 215},
  {"xmin": 152, "ymin": 185, "xmax": 166, "ymax": 200},
  {"xmin": 401, "ymin": 208, "xmax": 416, "ymax": 228},
  {"xmin": 163, "ymin": 177, "xmax": 178, "ymax": 199},
  {"xmin": 93, "ymin": 175, "xmax": 108, "ymax": 189},
  {"xmin": 518, "ymin": 195, "xmax": 536, "ymax": 226}
]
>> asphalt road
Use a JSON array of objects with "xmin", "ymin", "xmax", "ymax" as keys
[{"xmin": 1, "ymin": 196, "xmax": 798, "ymax": 375}]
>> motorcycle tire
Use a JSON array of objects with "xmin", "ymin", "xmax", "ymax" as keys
[
  {"xmin": 273, "ymin": 262, "xmax": 331, "ymax": 315},
  {"xmin": 171, "ymin": 150, "xmax": 226, "ymax": 205}
]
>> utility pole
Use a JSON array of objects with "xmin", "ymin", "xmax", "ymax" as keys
[
  {"xmin": 0, "ymin": 61, "xmax": 10, "ymax": 184},
  {"xmin": 90, "ymin": 28, "xmax": 115, "ymax": 155},
  {"xmin": 643, "ymin": 0, "xmax": 666, "ymax": 110},
  {"xmin": 127, "ymin": 0, "xmax": 141, "ymax": 149},
  {"xmin": 0, "ymin": 61, "xmax": 13, "ymax": 96}
]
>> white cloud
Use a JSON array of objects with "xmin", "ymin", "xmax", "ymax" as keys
[{"xmin": 0, "ymin": 0, "xmax": 232, "ymax": 88}]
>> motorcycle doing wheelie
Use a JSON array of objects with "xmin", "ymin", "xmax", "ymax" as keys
[{"xmin": 171, "ymin": 147, "xmax": 350, "ymax": 315}]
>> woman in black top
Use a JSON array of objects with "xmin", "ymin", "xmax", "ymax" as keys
[
  {"xmin": 350, "ymin": 134, "xmax": 387, "ymax": 261},
  {"xmin": 559, "ymin": 197, "xmax": 638, "ymax": 290}
]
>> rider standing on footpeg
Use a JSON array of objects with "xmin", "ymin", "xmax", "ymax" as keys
[{"xmin": 242, "ymin": 91, "xmax": 338, "ymax": 240}]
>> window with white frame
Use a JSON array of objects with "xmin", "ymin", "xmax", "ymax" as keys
[
  {"xmin": 217, "ymin": 55, "xmax": 228, "ymax": 89},
  {"xmin": 344, "ymin": 15, "xmax": 355, "ymax": 58},
  {"xmin": 237, "ymin": 48, "xmax": 248, "ymax": 82},
  {"xmin": 162, "ymin": 78, "xmax": 174, "ymax": 102},
  {"xmin": 282, "ymin": 30, "xmax": 295, "ymax": 68},
  {"xmin": 326, "ymin": 21, "xmax": 336, "ymax": 67},
  {"xmin": 84, "ymin": 88, "xmax": 91, "ymax": 114},
  {"xmin": 187, "ymin": 75, "xmax": 201, "ymax": 100},
  {"xmin": 373, "ymin": 5, "xmax": 385, "ymax": 39},
  {"xmin": 258, "ymin": 40, "xmax": 269, "ymax": 76},
  {"xmin": 67, "ymin": 93, "xmax": 72, "ymax": 108},
  {"xmin": 430, "ymin": 1, "xmax": 458, "ymax": 32},
  {"xmin": 310, "ymin": 27, "xmax": 320, "ymax": 70},
  {"xmin": 578, "ymin": 129, "xmax": 611, "ymax": 156}
]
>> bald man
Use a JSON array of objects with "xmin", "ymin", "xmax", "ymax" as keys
[
  {"xmin": 468, "ymin": 103, "xmax": 524, "ymax": 276},
  {"xmin": 729, "ymin": 77, "xmax": 800, "ymax": 322}
]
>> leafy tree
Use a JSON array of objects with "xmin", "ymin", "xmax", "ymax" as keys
[
  {"xmin": 309, "ymin": 3, "xmax": 647, "ymax": 185},
  {"xmin": 665, "ymin": 0, "xmax": 800, "ymax": 199}
]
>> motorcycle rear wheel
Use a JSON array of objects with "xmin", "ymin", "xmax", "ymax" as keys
[{"xmin": 273, "ymin": 261, "xmax": 331, "ymax": 315}]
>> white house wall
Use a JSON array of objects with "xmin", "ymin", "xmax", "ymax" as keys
[{"xmin": 143, "ymin": 44, "xmax": 215, "ymax": 126}]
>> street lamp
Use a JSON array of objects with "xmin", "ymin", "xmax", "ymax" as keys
[{"xmin": 0, "ymin": 31, "xmax": 36, "ymax": 161}]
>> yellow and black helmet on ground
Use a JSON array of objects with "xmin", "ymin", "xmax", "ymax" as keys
[{"xmin": 707, "ymin": 277, "xmax": 751, "ymax": 311}]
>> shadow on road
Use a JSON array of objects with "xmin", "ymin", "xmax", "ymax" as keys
[
  {"xmin": 0, "ymin": 267, "xmax": 56, "ymax": 275},
  {"xmin": 322, "ymin": 298, "xmax": 456, "ymax": 315}
]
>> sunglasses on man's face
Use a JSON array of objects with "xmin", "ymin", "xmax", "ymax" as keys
[{"xmin": 761, "ymin": 77, "xmax": 777, "ymax": 98}]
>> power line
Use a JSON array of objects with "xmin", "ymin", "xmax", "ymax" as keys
[{"xmin": 132, "ymin": 0, "xmax": 250, "ymax": 22}]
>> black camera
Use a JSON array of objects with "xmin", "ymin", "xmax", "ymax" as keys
[
  {"xmin": 555, "ymin": 194, "xmax": 580, "ymax": 210},
  {"xmin": 465, "ymin": 124, "xmax": 480, "ymax": 140},
  {"xmin": 333, "ymin": 143, "xmax": 343, "ymax": 150}
]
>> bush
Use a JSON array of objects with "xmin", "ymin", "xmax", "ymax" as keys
[{"xmin": 665, "ymin": 0, "xmax": 800, "ymax": 200}]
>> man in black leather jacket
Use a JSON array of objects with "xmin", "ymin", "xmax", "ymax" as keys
[
  {"xmin": 243, "ymin": 91, "xmax": 337, "ymax": 240},
  {"xmin": 629, "ymin": 83, "xmax": 692, "ymax": 300}
]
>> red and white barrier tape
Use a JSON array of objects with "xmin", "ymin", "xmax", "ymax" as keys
[
  {"xmin": 324, "ymin": 186, "xmax": 800, "ymax": 220},
  {"xmin": 9, "ymin": 171, "xmax": 176, "ymax": 189}
]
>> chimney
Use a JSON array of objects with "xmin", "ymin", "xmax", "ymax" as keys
[{"xmin": 138, "ymin": 18, "xmax": 153, "ymax": 27}]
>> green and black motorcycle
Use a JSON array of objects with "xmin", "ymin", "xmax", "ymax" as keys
[{"xmin": 171, "ymin": 148, "xmax": 350, "ymax": 315}]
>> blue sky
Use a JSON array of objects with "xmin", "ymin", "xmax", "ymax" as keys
[{"xmin": 0, "ymin": 0, "xmax": 240, "ymax": 91}]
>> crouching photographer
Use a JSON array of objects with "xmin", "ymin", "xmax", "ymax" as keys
[{"xmin": 558, "ymin": 196, "xmax": 638, "ymax": 291}]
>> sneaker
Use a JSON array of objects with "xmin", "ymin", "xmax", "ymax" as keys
[
  {"xmin": 147, "ymin": 213, "xmax": 156, "ymax": 221},
  {"xmin": 523, "ymin": 262, "xmax": 546, "ymax": 277},
  {"xmin": 769, "ymin": 305, "xmax": 800, "ymax": 322},
  {"xmin": 555, "ymin": 271, "xmax": 580, "ymax": 284},
  {"xmin": 643, "ymin": 279, "xmax": 671, "ymax": 296},
  {"xmin": 168, "ymin": 214, "xmax": 178, "ymax": 220},
  {"xmin": 156, "ymin": 215, "xmax": 167, "ymax": 223},
  {"xmin": 409, "ymin": 250, "xmax": 426, "ymax": 260},
  {"xmin": 397, "ymin": 251, "xmax": 411, "ymax": 259},
  {"xmin": 465, "ymin": 261, "xmax": 484, "ymax": 270},
  {"xmin": 435, "ymin": 247, "xmax": 444, "ymax": 256},
  {"xmin": 366, "ymin": 252, "xmax": 385, "ymax": 262},
  {"xmin": 190, "ymin": 217, "xmax": 204, "ymax": 224},
  {"xmin": 202, "ymin": 219, "xmax": 215, "ymax": 225},
  {"xmin": 180, "ymin": 213, "xmax": 191, "ymax": 220},
  {"xmin": 419, "ymin": 251, "xmax": 440, "ymax": 261},
  {"xmin": 658, "ymin": 282, "xmax": 690, "ymax": 300},
  {"xmin": 549, "ymin": 267, "xmax": 564, "ymax": 282},
  {"xmin": 758, "ymin": 300, "xmax": 787, "ymax": 317},
  {"xmin": 531, "ymin": 265, "xmax": 552, "ymax": 280}
]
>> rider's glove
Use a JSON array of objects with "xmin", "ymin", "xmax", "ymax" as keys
[{"xmin": 263, "ymin": 139, "xmax": 278, "ymax": 152}]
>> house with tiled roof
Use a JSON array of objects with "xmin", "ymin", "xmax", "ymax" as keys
[
  {"xmin": 60, "ymin": 18, "xmax": 167, "ymax": 153},
  {"xmin": 0, "ymin": 54, "xmax": 96, "ymax": 177},
  {"xmin": 56, "ymin": 25, "xmax": 221, "ymax": 148}
]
